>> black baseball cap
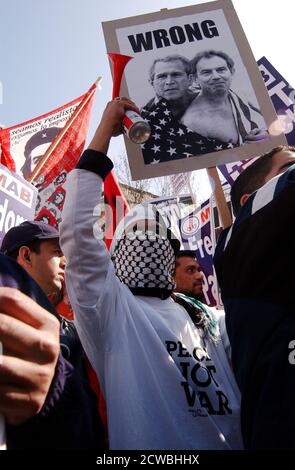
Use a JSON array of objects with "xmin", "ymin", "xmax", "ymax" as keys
[{"xmin": 1, "ymin": 221, "xmax": 59, "ymax": 255}]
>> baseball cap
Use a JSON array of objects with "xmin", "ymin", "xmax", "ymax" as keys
[{"xmin": 1, "ymin": 221, "xmax": 59, "ymax": 255}]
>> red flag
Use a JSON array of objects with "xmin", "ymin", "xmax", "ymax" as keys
[
  {"xmin": 30, "ymin": 81, "xmax": 98, "ymax": 186},
  {"xmin": 1, "ymin": 77, "xmax": 128, "ymax": 243},
  {"xmin": 0, "ymin": 93, "xmax": 86, "ymax": 178},
  {"xmin": 31, "ymin": 82, "xmax": 98, "ymax": 226},
  {"xmin": 104, "ymin": 171, "xmax": 129, "ymax": 249},
  {"xmin": 0, "ymin": 141, "xmax": 16, "ymax": 172},
  {"xmin": 0, "ymin": 124, "xmax": 16, "ymax": 171}
]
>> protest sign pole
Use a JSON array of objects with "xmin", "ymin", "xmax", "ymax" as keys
[
  {"xmin": 28, "ymin": 77, "xmax": 102, "ymax": 184},
  {"xmin": 187, "ymin": 178, "xmax": 197, "ymax": 207},
  {"xmin": 207, "ymin": 167, "xmax": 232, "ymax": 229}
]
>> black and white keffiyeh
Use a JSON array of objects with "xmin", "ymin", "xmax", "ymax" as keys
[{"xmin": 112, "ymin": 231, "xmax": 176, "ymax": 292}]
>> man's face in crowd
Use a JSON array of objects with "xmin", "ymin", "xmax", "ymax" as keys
[
  {"xmin": 29, "ymin": 239, "xmax": 66, "ymax": 304},
  {"xmin": 264, "ymin": 150, "xmax": 295, "ymax": 183},
  {"xmin": 174, "ymin": 256, "xmax": 204, "ymax": 299},
  {"xmin": 195, "ymin": 56, "xmax": 233, "ymax": 96},
  {"xmin": 152, "ymin": 60, "xmax": 192, "ymax": 101}
]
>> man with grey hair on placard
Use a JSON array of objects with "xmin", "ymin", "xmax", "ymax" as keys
[{"xmin": 181, "ymin": 50, "xmax": 267, "ymax": 146}]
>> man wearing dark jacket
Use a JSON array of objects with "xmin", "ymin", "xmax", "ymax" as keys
[{"xmin": 214, "ymin": 146, "xmax": 295, "ymax": 450}]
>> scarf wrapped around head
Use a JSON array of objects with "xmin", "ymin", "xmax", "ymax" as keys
[
  {"xmin": 112, "ymin": 230, "xmax": 176, "ymax": 298},
  {"xmin": 111, "ymin": 203, "xmax": 180, "ymax": 299}
]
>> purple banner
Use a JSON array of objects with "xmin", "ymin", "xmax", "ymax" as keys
[
  {"xmin": 218, "ymin": 159, "xmax": 256, "ymax": 187},
  {"xmin": 179, "ymin": 201, "xmax": 219, "ymax": 307},
  {"xmin": 258, "ymin": 56, "xmax": 295, "ymax": 145}
]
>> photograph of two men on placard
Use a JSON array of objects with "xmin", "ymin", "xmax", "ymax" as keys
[{"xmin": 103, "ymin": 1, "xmax": 286, "ymax": 180}]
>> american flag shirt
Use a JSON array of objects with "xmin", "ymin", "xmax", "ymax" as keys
[{"xmin": 140, "ymin": 97, "xmax": 236, "ymax": 165}]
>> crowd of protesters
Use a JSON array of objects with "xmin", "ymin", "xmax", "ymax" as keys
[{"xmin": 0, "ymin": 95, "xmax": 294, "ymax": 450}]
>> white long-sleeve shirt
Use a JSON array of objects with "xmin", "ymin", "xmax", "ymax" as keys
[{"xmin": 60, "ymin": 159, "xmax": 243, "ymax": 450}]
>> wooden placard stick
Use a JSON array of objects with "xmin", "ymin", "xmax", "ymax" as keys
[{"xmin": 207, "ymin": 167, "xmax": 232, "ymax": 229}]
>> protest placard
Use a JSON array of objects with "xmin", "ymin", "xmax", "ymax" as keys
[
  {"xmin": 0, "ymin": 163, "xmax": 37, "ymax": 245},
  {"xmin": 103, "ymin": 0, "xmax": 286, "ymax": 180}
]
